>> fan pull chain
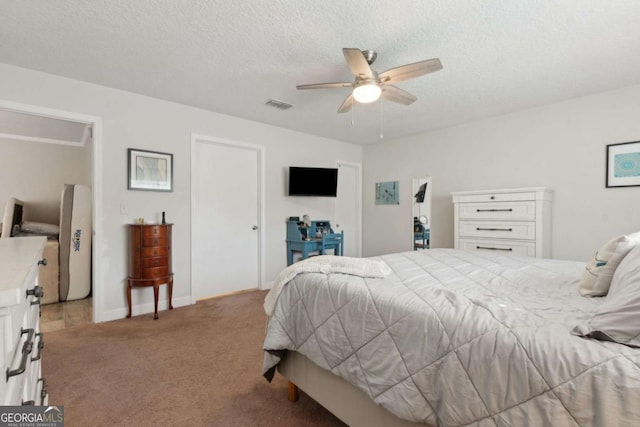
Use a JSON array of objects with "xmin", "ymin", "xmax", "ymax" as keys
[
  {"xmin": 351, "ymin": 96, "xmax": 354, "ymax": 126},
  {"xmin": 380, "ymin": 96, "xmax": 384, "ymax": 139}
]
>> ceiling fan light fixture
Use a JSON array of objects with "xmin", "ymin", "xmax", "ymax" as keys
[
  {"xmin": 352, "ymin": 83, "xmax": 381, "ymax": 103},
  {"xmin": 296, "ymin": 48, "xmax": 442, "ymax": 114}
]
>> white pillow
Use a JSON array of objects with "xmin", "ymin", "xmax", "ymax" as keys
[
  {"xmin": 608, "ymin": 243, "xmax": 640, "ymax": 297},
  {"xmin": 578, "ymin": 232, "xmax": 640, "ymax": 296},
  {"xmin": 572, "ymin": 244, "xmax": 640, "ymax": 347}
]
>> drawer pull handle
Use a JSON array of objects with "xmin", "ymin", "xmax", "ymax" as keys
[
  {"xmin": 476, "ymin": 227, "xmax": 513, "ymax": 232},
  {"xmin": 31, "ymin": 333, "xmax": 45, "ymax": 362},
  {"xmin": 27, "ymin": 286, "xmax": 44, "ymax": 305},
  {"xmin": 476, "ymin": 209, "xmax": 513, "ymax": 212},
  {"xmin": 27, "ymin": 286, "xmax": 43, "ymax": 298},
  {"xmin": 39, "ymin": 378, "xmax": 48, "ymax": 405},
  {"xmin": 38, "ymin": 258, "xmax": 47, "ymax": 266},
  {"xmin": 7, "ymin": 328, "xmax": 35, "ymax": 380},
  {"xmin": 477, "ymin": 246, "xmax": 513, "ymax": 251}
]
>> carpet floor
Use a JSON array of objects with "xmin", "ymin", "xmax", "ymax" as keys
[{"xmin": 43, "ymin": 290, "xmax": 345, "ymax": 426}]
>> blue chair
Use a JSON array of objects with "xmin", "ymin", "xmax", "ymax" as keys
[{"xmin": 321, "ymin": 231, "xmax": 344, "ymax": 256}]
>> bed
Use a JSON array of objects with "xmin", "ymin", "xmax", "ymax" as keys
[
  {"xmin": 262, "ymin": 248, "xmax": 640, "ymax": 426},
  {"xmin": 0, "ymin": 184, "xmax": 92, "ymax": 303}
]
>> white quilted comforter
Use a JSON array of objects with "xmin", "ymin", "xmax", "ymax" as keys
[{"xmin": 263, "ymin": 249, "xmax": 640, "ymax": 426}]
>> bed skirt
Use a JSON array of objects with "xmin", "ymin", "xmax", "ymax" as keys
[{"xmin": 278, "ymin": 351, "xmax": 429, "ymax": 427}]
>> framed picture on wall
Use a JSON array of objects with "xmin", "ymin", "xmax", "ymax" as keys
[
  {"xmin": 375, "ymin": 181, "xmax": 400, "ymax": 205},
  {"xmin": 606, "ymin": 141, "xmax": 640, "ymax": 188},
  {"xmin": 128, "ymin": 148, "xmax": 173, "ymax": 191}
]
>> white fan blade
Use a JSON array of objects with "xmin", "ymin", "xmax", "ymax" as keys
[
  {"xmin": 296, "ymin": 82, "xmax": 353, "ymax": 90},
  {"xmin": 382, "ymin": 85, "xmax": 417, "ymax": 105},
  {"xmin": 337, "ymin": 94, "xmax": 354, "ymax": 114},
  {"xmin": 343, "ymin": 48, "xmax": 374, "ymax": 78},
  {"xmin": 379, "ymin": 58, "xmax": 442, "ymax": 84}
]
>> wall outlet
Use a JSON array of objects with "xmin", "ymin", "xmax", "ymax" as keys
[{"xmin": 120, "ymin": 203, "xmax": 128, "ymax": 215}]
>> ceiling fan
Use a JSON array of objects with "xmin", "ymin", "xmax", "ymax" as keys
[{"xmin": 296, "ymin": 48, "xmax": 442, "ymax": 114}]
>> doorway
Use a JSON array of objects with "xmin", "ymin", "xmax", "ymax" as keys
[
  {"xmin": 0, "ymin": 100, "xmax": 102, "ymax": 322},
  {"xmin": 335, "ymin": 161, "xmax": 362, "ymax": 257},
  {"xmin": 191, "ymin": 134, "xmax": 265, "ymax": 301}
]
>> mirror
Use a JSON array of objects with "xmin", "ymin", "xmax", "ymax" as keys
[{"xmin": 412, "ymin": 177, "xmax": 431, "ymax": 250}]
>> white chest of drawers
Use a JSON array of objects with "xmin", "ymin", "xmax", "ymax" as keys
[
  {"xmin": 0, "ymin": 237, "xmax": 48, "ymax": 405},
  {"xmin": 451, "ymin": 187, "xmax": 552, "ymax": 258}
]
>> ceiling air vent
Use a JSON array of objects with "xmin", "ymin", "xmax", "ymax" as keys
[{"xmin": 265, "ymin": 98, "xmax": 294, "ymax": 110}]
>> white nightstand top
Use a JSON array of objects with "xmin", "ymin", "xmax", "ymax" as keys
[{"xmin": 0, "ymin": 236, "xmax": 46, "ymax": 307}]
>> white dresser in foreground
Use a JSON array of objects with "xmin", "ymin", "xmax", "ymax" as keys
[
  {"xmin": 0, "ymin": 236, "xmax": 48, "ymax": 405},
  {"xmin": 451, "ymin": 187, "xmax": 552, "ymax": 258}
]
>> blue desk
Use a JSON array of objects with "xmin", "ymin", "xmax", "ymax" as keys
[{"xmin": 286, "ymin": 220, "xmax": 343, "ymax": 265}]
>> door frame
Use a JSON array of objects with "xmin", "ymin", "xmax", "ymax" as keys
[
  {"xmin": 0, "ymin": 99, "xmax": 104, "ymax": 322},
  {"xmin": 335, "ymin": 160, "xmax": 362, "ymax": 257},
  {"xmin": 190, "ymin": 133, "xmax": 266, "ymax": 303}
]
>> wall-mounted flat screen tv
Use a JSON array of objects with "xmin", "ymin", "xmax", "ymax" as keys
[{"xmin": 288, "ymin": 166, "xmax": 338, "ymax": 197}]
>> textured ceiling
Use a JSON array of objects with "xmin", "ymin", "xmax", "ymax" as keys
[{"xmin": 1, "ymin": 1, "xmax": 640, "ymax": 145}]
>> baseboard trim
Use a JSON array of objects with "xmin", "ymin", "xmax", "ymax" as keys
[
  {"xmin": 100, "ymin": 295, "xmax": 192, "ymax": 322},
  {"xmin": 195, "ymin": 287, "xmax": 258, "ymax": 302}
]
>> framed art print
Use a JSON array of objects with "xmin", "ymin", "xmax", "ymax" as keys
[
  {"xmin": 375, "ymin": 181, "xmax": 399, "ymax": 205},
  {"xmin": 606, "ymin": 141, "xmax": 640, "ymax": 188},
  {"xmin": 128, "ymin": 148, "xmax": 173, "ymax": 191}
]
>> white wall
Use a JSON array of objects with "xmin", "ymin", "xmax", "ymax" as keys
[
  {"xmin": 0, "ymin": 136, "xmax": 92, "ymax": 224},
  {"xmin": 0, "ymin": 63, "xmax": 362, "ymax": 321},
  {"xmin": 363, "ymin": 84, "xmax": 640, "ymax": 261}
]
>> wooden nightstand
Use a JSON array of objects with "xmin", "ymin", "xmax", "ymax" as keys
[{"xmin": 127, "ymin": 224, "xmax": 174, "ymax": 319}]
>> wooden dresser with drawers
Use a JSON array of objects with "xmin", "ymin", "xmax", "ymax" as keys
[
  {"xmin": 127, "ymin": 223, "xmax": 173, "ymax": 319},
  {"xmin": 0, "ymin": 237, "xmax": 48, "ymax": 405},
  {"xmin": 451, "ymin": 187, "xmax": 552, "ymax": 258}
]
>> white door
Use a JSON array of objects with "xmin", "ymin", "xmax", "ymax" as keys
[
  {"xmin": 192, "ymin": 137, "xmax": 261, "ymax": 300},
  {"xmin": 335, "ymin": 161, "xmax": 362, "ymax": 257}
]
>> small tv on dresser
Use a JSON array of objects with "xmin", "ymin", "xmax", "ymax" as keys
[{"xmin": 288, "ymin": 166, "xmax": 338, "ymax": 197}]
